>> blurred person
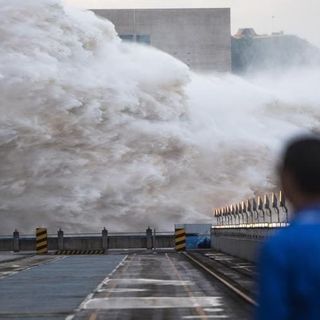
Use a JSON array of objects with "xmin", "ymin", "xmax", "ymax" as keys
[{"xmin": 256, "ymin": 136, "xmax": 320, "ymax": 320}]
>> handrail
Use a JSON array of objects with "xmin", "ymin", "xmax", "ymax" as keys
[{"xmin": 213, "ymin": 191, "xmax": 289, "ymax": 227}]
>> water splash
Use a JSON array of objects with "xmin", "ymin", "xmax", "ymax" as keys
[{"xmin": 0, "ymin": 0, "xmax": 319, "ymax": 233}]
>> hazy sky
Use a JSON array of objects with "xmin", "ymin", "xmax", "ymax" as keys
[{"xmin": 65, "ymin": 0, "xmax": 320, "ymax": 47}]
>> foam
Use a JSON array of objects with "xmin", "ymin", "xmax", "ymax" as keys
[{"xmin": 0, "ymin": 0, "xmax": 319, "ymax": 232}]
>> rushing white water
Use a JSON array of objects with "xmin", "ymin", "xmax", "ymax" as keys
[{"xmin": 0, "ymin": 0, "xmax": 320, "ymax": 233}]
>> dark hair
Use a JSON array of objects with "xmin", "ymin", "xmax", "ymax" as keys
[{"xmin": 281, "ymin": 135, "xmax": 320, "ymax": 194}]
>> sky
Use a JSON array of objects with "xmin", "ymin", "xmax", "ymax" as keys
[{"xmin": 65, "ymin": 0, "xmax": 320, "ymax": 47}]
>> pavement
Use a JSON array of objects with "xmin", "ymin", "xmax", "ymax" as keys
[
  {"xmin": 0, "ymin": 252, "xmax": 252, "ymax": 320},
  {"xmin": 0, "ymin": 255, "xmax": 125, "ymax": 320},
  {"xmin": 72, "ymin": 253, "xmax": 252, "ymax": 320}
]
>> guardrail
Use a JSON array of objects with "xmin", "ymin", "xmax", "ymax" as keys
[
  {"xmin": 213, "ymin": 191, "xmax": 289, "ymax": 228},
  {"xmin": 0, "ymin": 227, "xmax": 175, "ymax": 252}
]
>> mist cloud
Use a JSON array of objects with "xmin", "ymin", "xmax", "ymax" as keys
[{"xmin": 1, "ymin": 0, "xmax": 319, "ymax": 233}]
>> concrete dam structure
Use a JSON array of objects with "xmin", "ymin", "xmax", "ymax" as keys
[
  {"xmin": 2, "ymin": 2, "xmax": 320, "ymax": 319},
  {"xmin": 232, "ymin": 28, "xmax": 320, "ymax": 73},
  {"xmin": 92, "ymin": 8, "xmax": 232, "ymax": 72}
]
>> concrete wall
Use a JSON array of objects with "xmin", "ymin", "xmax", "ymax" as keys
[
  {"xmin": 20, "ymin": 237, "xmax": 58, "ymax": 251},
  {"xmin": 211, "ymin": 227, "xmax": 280, "ymax": 262},
  {"xmin": 0, "ymin": 238, "xmax": 12, "ymax": 251},
  {"xmin": 92, "ymin": 8, "xmax": 231, "ymax": 72},
  {"xmin": 0, "ymin": 234, "xmax": 174, "ymax": 251},
  {"xmin": 109, "ymin": 235, "xmax": 146, "ymax": 249},
  {"xmin": 61, "ymin": 235, "xmax": 174, "ymax": 250},
  {"xmin": 63, "ymin": 237, "xmax": 102, "ymax": 250},
  {"xmin": 155, "ymin": 234, "xmax": 175, "ymax": 248},
  {"xmin": 212, "ymin": 235, "xmax": 263, "ymax": 262},
  {"xmin": 232, "ymin": 34, "xmax": 320, "ymax": 73}
]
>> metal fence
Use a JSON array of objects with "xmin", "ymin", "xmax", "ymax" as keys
[{"xmin": 213, "ymin": 191, "xmax": 289, "ymax": 228}]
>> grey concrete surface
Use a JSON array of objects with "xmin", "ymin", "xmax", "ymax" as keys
[
  {"xmin": 0, "ymin": 255, "xmax": 125, "ymax": 320},
  {"xmin": 92, "ymin": 8, "xmax": 231, "ymax": 72},
  {"xmin": 72, "ymin": 253, "xmax": 252, "ymax": 319}
]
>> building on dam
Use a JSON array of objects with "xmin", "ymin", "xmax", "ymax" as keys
[{"xmin": 92, "ymin": 8, "xmax": 231, "ymax": 72}]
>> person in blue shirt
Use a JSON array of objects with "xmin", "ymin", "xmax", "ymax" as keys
[{"xmin": 256, "ymin": 136, "xmax": 320, "ymax": 320}]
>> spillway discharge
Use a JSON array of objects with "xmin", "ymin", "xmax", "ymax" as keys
[{"xmin": 0, "ymin": 0, "xmax": 320, "ymax": 232}]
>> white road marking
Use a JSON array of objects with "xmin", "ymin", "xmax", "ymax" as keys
[
  {"xmin": 84, "ymin": 297, "xmax": 221, "ymax": 310},
  {"xmin": 107, "ymin": 278, "xmax": 193, "ymax": 286},
  {"xmin": 183, "ymin": 316, "xmax": 229, "ymax": 319},
  {"xmin": 203, "ymin": 308, "xmax": 225, "ymax": 312},
  {"xmin": 97, "ymin": 288, "xmax": 148, "ymax": 293},
  {"xmin": 65, "ymin": 255, "xmax": 128, "ymax": 320},
  {"xmin": 78, "ymin": 255, "xmax": 129, "ymax": 310}
]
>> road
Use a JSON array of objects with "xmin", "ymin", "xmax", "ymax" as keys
[
  {"xmin": 0, "ymin": 255, "xmax": 125, "ymax": 320},
  {"xmin": 73, "ymin": 253, "xmax": 252, "ymax": 319},
  {"xmin": 0, "ymin": 252, "xmax": 252, "ymax": 320}
]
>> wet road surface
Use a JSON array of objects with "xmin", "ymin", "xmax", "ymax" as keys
[
  {"xmin": 72, "ymin": 253, "xmax": 252, "ymax": 320},
  {"xmin": 0, "ymin": 255, "xmax": 125, "ymax": 320},
  {"xmin": 0, "ymin": 252, "xmax": 252, "ymax": 319},
  {"xmin": 0, "ymin": 254, "xmax": 57, "ymax": 280}
]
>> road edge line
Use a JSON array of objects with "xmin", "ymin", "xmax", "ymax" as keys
[{"xmin": 65, "ymin": 254, "xmax": 128, "ymax": 320}]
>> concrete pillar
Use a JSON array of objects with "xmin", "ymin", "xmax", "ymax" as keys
[
  {"xmin": 146, "ymin": 227, "xmax": 153, "ymax": 250},
  {"xmin": 13, "ymin": 229, "xmax": 19, "ymax": 252},
  {"xmin": 57, "ymin": 228, "xmax": 64, "ymax": 250},
  {"xmin": 153, "ymin": 228, "xmax": 156, "ymax": 251},
  {"xmin": 102, "ymin": 228, "xmax": 108, "ymax": 250}
]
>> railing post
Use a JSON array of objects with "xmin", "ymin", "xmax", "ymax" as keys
[
  {"xmin": 57, "ymin": 228, "xmax": 64, "ymax": 250},
  {"xmin": 13, "ymin": 229, "xmax": 20, "ymax": 252},
  {"xmin": 279, "ymin": 191, "xmax": 289, "ymax": 225},
  {"xmin": 272, "ymin": 193, "xmax": 280, "ymax": 224},
  {"xmin": 146, "ymin": 227, "xmax": 153, "ymax": 250},
  {"xmin": 264, "ymin": 195, "xmax": 272, "ymax": 224},
  {"xmin": 153, "ymin": 228, "xmax": 156, "ymax": 251},
  {"xmin": 102, "ymin": 227, "xmax": 108, "ymax": 250},
  {"xmin": 258, "ymin": 197, "xmax": 266, "ymax": 224}
]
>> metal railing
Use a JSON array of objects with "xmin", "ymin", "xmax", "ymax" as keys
[{"xmin": 213, "ymin": 191, "xmax": 289, "ymax": 228}]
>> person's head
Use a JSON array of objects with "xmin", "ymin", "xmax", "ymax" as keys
[{"xmin": 279, "ymin": 135, "xmax": 320, "ymax": 211}]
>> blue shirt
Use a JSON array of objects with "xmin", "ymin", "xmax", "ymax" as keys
[{"xmin": 256, "ymin": 205, "xmax": 320, "ymax": 320}]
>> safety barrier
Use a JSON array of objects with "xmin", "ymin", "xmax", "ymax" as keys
[
  {"xmin": 36, "ymin": 228, "xmax": 48, "ymax": 254},
  {"xmin": 213, "ymin": 191, "xmax": 289, "ymax": 228},
  {"xmin": 175, "ymin": 228, "xmax": 186, "ymax": 251},
  {"xmin": 0, "ymin": 228, "xmax": 175, "ymax": 252},
  {"xmin": 55, "ymin": 249, "xmax": 105, "ymax": 255}
]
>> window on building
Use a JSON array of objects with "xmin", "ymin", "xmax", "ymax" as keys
[
  {"xmin": 136, "ymin": 35, "xmax": 151, "ymax": 45},
  {"xmin": 119, "ymin": 34, "xmax": 151, "ymax": 45},
  {"xmin": 119, "ymin": 34, "xmax": 134, "ymax": 42}
]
